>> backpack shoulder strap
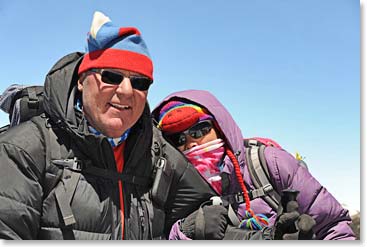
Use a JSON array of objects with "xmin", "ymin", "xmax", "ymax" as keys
[
  {"xmin": 150, "ymin": 125, "xmax": 173, "ymax": 209},
  {"xmin": 46, "ymin": 123, "xmax": 81, "ymax": 234},
  {"xmin": 144, "ymin": 124, "xmax": 173, "ymax": 239},
  {"xmin": 31, "ymin": 116, "xmax": 79, "ymax": 239},
  {"xmin": 245, "ymin": 139, "xmax": 281, "ymax": 211}
]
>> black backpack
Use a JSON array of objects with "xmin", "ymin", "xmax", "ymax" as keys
[{"xmin": 0, "ymin": 85, "xmax": 44, "ymax": 130}]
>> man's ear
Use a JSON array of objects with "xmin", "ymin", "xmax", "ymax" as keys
[
  {"xmin": 77, "ymin": 79, "xmax": 83, "ymax": 92},
  {"xmin": 77, "ymin": 73, "xmax": 86, "ymax": 92}
]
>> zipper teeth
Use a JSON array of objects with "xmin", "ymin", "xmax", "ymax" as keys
[
  {"xmin": 119, "ymin": 131, "xmax": 143, "ymax": 239},
  {"xmin": 109, "ymin": 192, "xmax": 116, "ymax": 240},
  {"xmin": 138, "ymin": 201, "xmax": 145, "ymax": 239},
  {"xmin": 116, "ymin": 127, "xmax": 144, "ymax": 239}
]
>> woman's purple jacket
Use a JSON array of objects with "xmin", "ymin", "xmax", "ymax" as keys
[{"xmin": 153, "ymin": 89, "xmax": 355, "ymax": 240}]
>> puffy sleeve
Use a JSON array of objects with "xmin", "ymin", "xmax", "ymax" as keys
[
  {"xmin": 0, "ymin": 126, "xmax": 44, "ymax": 239},
  {"xmin": 265, "ymin": 147, "xmax": 355, "ymax": 240}
]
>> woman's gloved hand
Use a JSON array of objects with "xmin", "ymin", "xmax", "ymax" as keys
[
  {"xmin": 179, "ymin": 205, "xmax": 228, "ymax": 240},
  {"xmin": 274, "ymin": 201, "xmax": 316, "ymax": 240}
]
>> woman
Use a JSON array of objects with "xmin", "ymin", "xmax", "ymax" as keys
[{"xmin": 152, "ymin": 89, "xmax": 355, "ymax": 240}]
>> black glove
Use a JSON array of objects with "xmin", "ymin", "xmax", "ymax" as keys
[
  {"xmin": 282, "ymin": 214, "xmax": 316, "ymax": 240},
  {"xmin": 180, "ymin": 205, "xmax": 228, "ymax": 240},
  {"xmin": 274, "ymin": 201, "xmax": 316, "ymax": 240}
]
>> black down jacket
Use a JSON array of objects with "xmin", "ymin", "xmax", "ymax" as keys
[{"xmin": 0, "ymin": 52, "xmax": 165, "ymax": 239}]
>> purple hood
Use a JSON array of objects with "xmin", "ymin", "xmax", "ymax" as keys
[{"xmin": 152, "ymin": 90, "xmax": 246, "ymax": 174}]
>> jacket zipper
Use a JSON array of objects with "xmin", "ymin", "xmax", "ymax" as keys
[
  {"xmin": 138, "ymin": 200, "xmax": 145, "ymax": 239},
  {"xmin": 116, "ymin": 130, "xmax": 144, "ymax": 239},
  {"xmin": 113, "ymin": 142, "xmax": 126, "ymax": 239}
]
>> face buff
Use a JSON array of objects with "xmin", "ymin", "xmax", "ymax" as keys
[{"xmin": 183, "ymin": 138, "xmax": 225, "ymax": 194}]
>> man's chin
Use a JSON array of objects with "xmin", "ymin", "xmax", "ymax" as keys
[{"xmin": 102, "ymin": 124, "xmax": 130, "ymax": 138}]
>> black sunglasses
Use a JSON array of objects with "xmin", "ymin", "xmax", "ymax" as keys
[
  {"xmin": 165, "ymin": 120, "xmax": 213, "ymax": 147},
  {"xmin": 90, "ymin": 69, "xmax": 153, "ymax": 91}
]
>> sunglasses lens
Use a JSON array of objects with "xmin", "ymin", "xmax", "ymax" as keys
[
  {"xmin": 164, "ymin": 121, "xmax": 213, "ymax": 148},
  {"xmin": 166, "ymin": 133, "xmax": 186, "ymax": 147},
  {"xmin": 189, "ymin": 121, "xmax": 212, "ymax": 138},
  {"xmin": 96, "ymin": 69, "xmax": 152, "ymax": 90},
  {"xmin": 101, "ymin": 70, "xmax": 123, "ymax": 85},
  {"xmin": 131, "ymin": 77, "xmax": 153, "ymax": 91}
]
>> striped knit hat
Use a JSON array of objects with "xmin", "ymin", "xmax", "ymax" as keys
[
  {"xmin": 157, "ymin": 100, "xmax": 213, "ymax": 134},
  {"xmin": 78, "ymin": 11, "xmax": 153, "ymax": 80}
]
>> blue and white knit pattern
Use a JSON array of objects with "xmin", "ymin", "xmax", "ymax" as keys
[
  {"xmin": 87, "ymin": 11, "xmax": 150, "ymax": 57},
  {"xmin": 88, "ymin": 125, "xmax": 130, "ymax": 147}
]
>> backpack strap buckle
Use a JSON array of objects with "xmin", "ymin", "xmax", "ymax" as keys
[
  {"xmin": 234, "ymin": 192, "xmax": 245, "ymax": 204},
  {"xmin": 249, "ymin": 183, "xmax": 274, "ymax": 199},
  {"xmin": 52, "ymin": 158, "xmax": 84, "ymax": 172},
  {"xmin": 26, "ymin": 87, "xmax": 40, "ymax": 109}
]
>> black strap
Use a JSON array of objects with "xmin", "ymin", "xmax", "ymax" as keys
[
  {"xmin": 83, "ymin": 166, "xmax": 153, "ymax": 186},
  {"xmin": 220, "ymin": 173, "xmax": 230, "ymax": 194},
  {"xmin": 54, "ymin": 169, "xmax": 80, "ymax": 227},
  {"xmin": 150, "ymin": 125, "xmax": 174, "ymax": 209},
  {"xmin": 221, "ymin": 192, "xmax": 246, "ymax": 206},
  {"xmin": 42, "ymin": 122, "xmax": 77, "ymax": 240},
  {"xmin": 52, "ymin": 157, "xmax": 153, "ymax": 186}
]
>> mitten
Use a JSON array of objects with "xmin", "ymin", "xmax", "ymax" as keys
[{"xmin": 180, "ymin": 205, "xmax": 228, "ymax": 240}]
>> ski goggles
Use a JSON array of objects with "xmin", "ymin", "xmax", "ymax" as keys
[
  {"xmin": 90, "ymin": 68, "xmax": 153, "ymax": 91},
  {"xmin": 165, "ymin": 120, "xmax": 213, "ymax": 147}
]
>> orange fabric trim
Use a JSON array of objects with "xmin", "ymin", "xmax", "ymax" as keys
[
  {"xmin": 118, "ymin": 180, "xmax": 125, "ymax": 239},
  {"xmin": 114, "ymin": 143, "xmax": 125, "ymax": 173},
  {"xmin": 113, "ymin": 142, "xmax": 126, "ymax": 239}
]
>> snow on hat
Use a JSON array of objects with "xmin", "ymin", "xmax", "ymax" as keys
[
  {"xmin": 157, "ymin": 100, "xmax": 213, "ymax": 134},
  {"xmin": 78, "ymin": 11, "xmax": 153, "ymax": 80}
]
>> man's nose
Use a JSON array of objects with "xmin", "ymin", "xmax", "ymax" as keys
[{"xmin": 116, "ymin": 78, "xmax": 133, "ymax": 96}]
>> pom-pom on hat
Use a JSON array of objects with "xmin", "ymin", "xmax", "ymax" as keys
[
  {"xmin": 78, "ymin": 11, "xmax": 153, "ymax": 80},
  {"xmin": 157, "ymin": 100, "xmax": 213, "ymax": 134}
]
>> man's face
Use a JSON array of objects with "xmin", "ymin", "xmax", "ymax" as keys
[{"xmin": 77, "ymin": 68, "xmax": 150, "ymax": 138}]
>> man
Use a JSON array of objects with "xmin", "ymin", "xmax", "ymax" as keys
[{"xmin": 0, "ymin": 11, "xmax": 160, "ymax": 240}]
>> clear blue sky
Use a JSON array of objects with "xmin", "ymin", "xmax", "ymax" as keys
[{"xmin": 0, "ymin": 0, "xmax": 360, "ymax": 210}]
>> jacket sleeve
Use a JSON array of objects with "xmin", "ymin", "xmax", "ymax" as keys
[
  {"xmin": 265, "ymin": 147, "xmax": 355, "ymax": 240},
  {"xmin": 0, "ymin": 140, "xmax": 44, "ymax": 239}
]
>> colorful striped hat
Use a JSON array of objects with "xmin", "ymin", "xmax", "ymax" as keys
[
  {"xmin": 157, "ymin": 100, "xmax": 213, "ymax": 134},
  {"xmin": 78, "ymin": 11, "xmax": 153, "ymax": 80}
]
